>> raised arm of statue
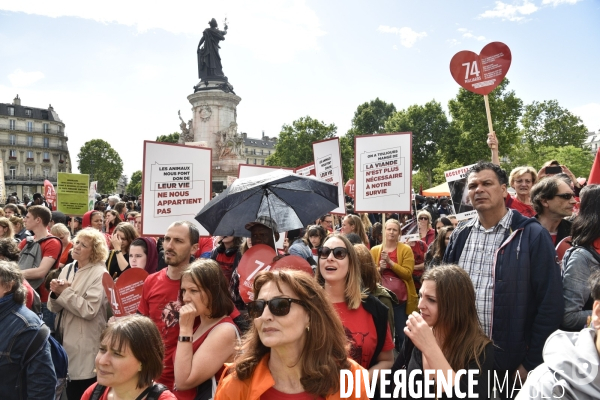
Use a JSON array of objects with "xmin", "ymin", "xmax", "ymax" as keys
[{"xmin": 197, "ymin": 36, "xmax": 205, "ymax": 51}]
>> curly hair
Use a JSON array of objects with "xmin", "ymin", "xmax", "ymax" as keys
[
  {"xmin": 234, "ymin": 269, "xmax": 349, "ymax": 397},
  {"xmin": 75, "ymin": 228, "xmax": 109, "ymax": 264}
]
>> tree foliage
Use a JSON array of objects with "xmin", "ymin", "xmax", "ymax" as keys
[
  {"xmin": 385, "ymin": 100, "xmax": 449, "ymax": 186},
  {"xmin": 445, "ymin": 78, "xmax": 523, "ymax": 165},
  {"xmin": 506, "ymin": 144, "xmax": 594, "ymax": 178},
  {"xmin": 521, "ymin": 100, "xmax": 588, "ymax": 150},
  {"xmin": 126, "ymin": 170, "xmax": 142, "ymax": 196},
  {"xmin": 266, "ymin": 116, "xmax": 337, "ymax": 169},
  {"xmin": 345, "ymin": 98, "xmax": 396, "ymax": 144},
  {"xmin": 156, "ymin": 132, "xmax": 180, "ymax": 143},
  {"xmin": 77, "ymin": 139, "xmax": 124, "ymax": 193}
]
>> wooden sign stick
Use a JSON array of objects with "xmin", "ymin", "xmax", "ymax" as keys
[{"xmin": 483, "ymin": 94, "xmax": 495, "ymax": 154}]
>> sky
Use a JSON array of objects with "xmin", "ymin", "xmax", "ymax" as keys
[{"xmin": 0, "ymin": 0, "xmax": 598, "ymax": 179}]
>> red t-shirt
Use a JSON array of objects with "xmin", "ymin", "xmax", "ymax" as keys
[
  {"xmin": 175, "ymin": 316, "xmax": 237, "ymax": 400},
  {"xmin": 262, "ymin": 387, "xmax": 324, "ymax": 400},
  {"xmin": 81, "ymin": 383, "xmax": 177, "ymax": 400},
  {"xmin": 214, "ymin": 252, "xmax": 236, "ymax": 284},
  {"xmin": 138, "ymin": 269, "xmax": 183, "ymax": 392},
  {"xmin": 59, "ymin": 242, "xmax": 73, "ymax": 265},
  {"xmin": 19, "ymin": 236, "xmax": 62, "ymax": 302},
  {"xmin": 332, "ymin": 302, "xmax": 394, "ymax": 368},
  {"xmin": 506, "ymin": 195, "xmax": 535, "ymax": 218},
  {"xmin": 194, "ymin": 237, "xmax": 214, "ymax": 258}
]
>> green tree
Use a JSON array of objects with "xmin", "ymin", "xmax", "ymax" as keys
[
  {"xmin": 266, "ymin": 116, "xmax": 337, "ymax": 169},
  {"xmin": 77, "ymin": 139, "xmax": 124, "ymax": 193},
  {"xmin": 445, "ymin": 78, "xmax": 523, "ymax": 165},
  {"xmin": 385, "ymin": 100, "xmax": 449, "ymax": 186},
  {"xmin": 345, "ymin": 98, "xmax": 397, "ymax": 144},
  {"xmin": 126, "ymin": 170, "xmax": 142, "ymax": 196},
  {"xmin": 156, "ymin": 132, "xmax": 180, "ymax": 143},
  {"xmin": 521, "ymin": 100, "xmax": 588, "ymax": 150},
  {"xmin": 339, "ymin": 135, "xmax": 355, "ymax": 181}
]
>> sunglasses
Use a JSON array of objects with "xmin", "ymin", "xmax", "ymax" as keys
[
  {"xmin": 247, "ymin": 298, "xmax": 305, "ymax": 319},
  {"xmin": 318, "ymin": 246, "xmax": 348, "ymax": 260},
  {"xmin": 554, "ymin": 193, "xmax": 575, "ymax": 200},
  {"xmin": 418, "ymin": 217, "xmax": 429, "ymax": 221}
]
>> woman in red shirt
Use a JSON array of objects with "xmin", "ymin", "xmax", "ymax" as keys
[{"xmin": 506, "ymin": 166, "xmax": 537, "ymax": 218}]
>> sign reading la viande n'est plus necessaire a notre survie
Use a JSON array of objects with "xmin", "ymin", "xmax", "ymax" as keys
[{"xmin": 142, "ymin": 141, "xmax": 211, "ymax": 236}]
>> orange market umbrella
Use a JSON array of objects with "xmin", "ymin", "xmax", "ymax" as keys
[{"xmin": 422, "ymin": 182, "xmax": 450, "ymax": 197}]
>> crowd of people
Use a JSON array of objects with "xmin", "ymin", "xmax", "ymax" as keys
[{"xmin": 1, "ymin": 155, "xmax": 599, "ymax": 400}]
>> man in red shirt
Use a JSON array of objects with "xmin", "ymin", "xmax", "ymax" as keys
[
  {"xmin": 18, "ymin": 205, "xmax": 62, "ymax": 331},
  {"xmin": 137, "ymin": 221, "xmax": 199, "ymax": 396}
]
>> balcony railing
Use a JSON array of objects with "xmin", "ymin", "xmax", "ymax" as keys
[
  {"xmin": 0, "ymin": 138, "xmax": 66, "ymax": 150},
  {"xmin": 0, "ymin": 123, "xmax": 66, "ymax": 136},
  {"xmin": 5, "ymin": 174, "xmax": 57, "ymax": 182}
]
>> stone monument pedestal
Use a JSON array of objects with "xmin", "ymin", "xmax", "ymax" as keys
[{"xmin": 187, "ymin": 83, "xmax": 244, "ymax": 190}]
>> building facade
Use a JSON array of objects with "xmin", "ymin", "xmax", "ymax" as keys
[
  {"xmin": 585, "ymin": 130, "xmax": 600, "ymax": 155},
  {"xmin": 242, "ymin": 131, "xmax": 277, "ymax": 166},
  {"xmin": 0, "ymin": 95, "xmax": 72, "ymax": 201}
]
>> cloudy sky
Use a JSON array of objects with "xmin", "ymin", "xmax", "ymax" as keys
[{"xmin": 0, "ymin": 0, "xmax": 598, "ymax": 178}]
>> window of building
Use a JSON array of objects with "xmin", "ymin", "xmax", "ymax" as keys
[
  {"xmin": 9, "ymin": 166, "xmax": 16, "ymax": 178},
  {"xmin": 245, "ymin": 148, "xmax": 248, "ymax": 154},
  {"xmin": 27, "ymin": 121, "xmax": 33, "ymax": 132},
  {"xmin": 27, "ymin": 136, "xmax": 33, "ymax": 146},
  {"xmin": 9, "ymin": 135, "xmax": 16, "ymax": 145},
  {"xmin": 27, "ymin": 151, "xmax": 34, "ymax": 161},
  {"xmin": 43, "ymin": 152, "xmax": 50, "ymax": 161},
  {"xmin": 246, "ymin": 158, "xmax": 249, "ymax": 164},
  {"xmin": 25, "ymin": 109, "xmax": 32, "ymax": 117},
  {"xmin": 268, "ymin": 151, "xmax": 271, "ymax": 156},
  {"xmin": 43, "ymin": 137, "xmax": 49, "ymax": 148},
  {"xmin": 27, "ymin": 167, "xmax": 33, "ymax": 180},
  {"xmin": 59, "ymin": 154, "xmax": 65, "ymax": 163},
  {"xmin": 8, "ymin": 107, "xmax": 14, "ymax": 116},
  {"xmin": 9, "ymin": 119, "xmax": 15, "ymax": 130},
  {"xmin": 254, "ymin": 158, "xmax": 257, "ymax": 165},
  {"xmin": 9, "ymin": 150, "xmax": 17, "ymax": 159},
  {"xmin": 261, "ymin": 159, "xmax": 264, "ymax": 165},
  {"xmin": 43, "ymin": 123, "xmax": 49, "ymax": 133},
  {"xmin": 43, "ymin": 168, "xmax": 50, "ymax": 179}
]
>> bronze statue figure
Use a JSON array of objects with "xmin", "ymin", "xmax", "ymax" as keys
[{"xmin": 197, "ymin": 18, "xmax": 228, "ymax": 81}]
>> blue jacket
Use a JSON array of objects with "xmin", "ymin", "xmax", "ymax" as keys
[
  {"xmin": 0, "ymin": 294, "xmax": 56, "ymax": 400},
  {"xmin": 443, "ymin": 210, "xmax": 563, "ymax": 373}
]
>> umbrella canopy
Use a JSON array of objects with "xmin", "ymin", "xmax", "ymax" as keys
[
  {"xmin": 422, "ymin": 182, "xmax": 450, "ymax": 196},
  {"xmin": 195, "ymin": 169, "xmax": 339, "ymax": 237}
]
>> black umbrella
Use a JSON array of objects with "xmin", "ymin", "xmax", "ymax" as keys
[{"xmin": 195, "ymin": 169, "xmax": 339, "ymax": 237}]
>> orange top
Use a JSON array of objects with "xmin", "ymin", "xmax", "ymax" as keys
[{"xmin": 214, "ymin": 355, "xmax": 369, "ymax": 400}]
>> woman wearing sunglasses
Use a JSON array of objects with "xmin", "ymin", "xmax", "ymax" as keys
[
  {"xmin": 561, "ymin": 184, "xmax": 600, "ymax": 331},
  {"xmin": 317, "ymin": 234, "xmax": 395, "ymax": 378},
  {"xmin": 416, "ymin": 210, "xmax": 435, "ymax": 246},
  {"xmin": 215, "ymin": 269, "xmax": 368, "ymax": 399},
  {"xmin": 370, "ymin": 219, "xmax": 418, "ymax": 350},
  {"xmin": 175, "ymin": 259, "xmax": 239, "ymax": 400}
]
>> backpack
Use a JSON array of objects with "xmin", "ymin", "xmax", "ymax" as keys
[
  {"xmin": 21, "ymin": 324, "xmax": 69, "ymax": 400},
  {"xmin": 90, "ymin": 383, "xmax": 168, "ymax": 400},
  {"xmin": 18, "ymin": 236, "xmax": 62, "ymax": 289}
]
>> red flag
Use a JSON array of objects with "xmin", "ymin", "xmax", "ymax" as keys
[
  {"xmin": 44, "ymin": 180, "xmax": 57, "ymax": 211},
  {"xmin": 589, "ymin": 150, "xmax": 600, "ymax": 185}
]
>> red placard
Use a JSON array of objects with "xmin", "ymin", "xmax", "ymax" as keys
[
  {"xmin": 237, "ymin": 244, "xmax": 312, "ymax": 303},
  {"xmin": 450, "ymin": 42, "xmax": 511, "ymax": 95},
  {"xmin": 344, "ymin": 179, "xmax": 355, "ymax": 199},
  {"xmin": 102, "ymin": 268, "xmax": 148, "ymax": 316},
  {"xmin": 44, "ymin": 180, "xmax": 57, "ymax": 211}
]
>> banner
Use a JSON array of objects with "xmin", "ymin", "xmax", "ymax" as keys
[
  {"xmin": 354, "ymin": 133, "xmax": 412, "ymax": 213},
  {"xmin": 88, "ymin": 181, "xmax": 97, "ymax": 211},
  {"xmin": 142, "ymin": 141, "xmax": 212, "ymax": 236},
  {"xmin": 102, "ymin": 268, "xmax": 148, "ymax": 316},
  {"xmin": 0, "ymin": 159, "xmax": 5, "ymax": 204},
  {"xmin": 445, "ymin": 164, "xmax": 478, "ymax": 221},
  {"xmin": 312, "ymin": 138, "xmax": 345, "ymax": 214},
  {"xmin": 43, "ymin": 180, "xmax": 57, "ymax": 211},
  {"xmin": 238, "ymin": 164, "xmax": 293, "ymax": 179},
  {"xmin": 294, "ymin": 162, "xmax": 316, "ymax": 177},
  {"xmin": 57, "ymin": 173, "xmax": 89, "ymax": 215}
]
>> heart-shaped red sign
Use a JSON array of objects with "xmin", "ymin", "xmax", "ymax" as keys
[{"xmin": 450, "ymin": 42, "xmax": 512, "ymax": 95}]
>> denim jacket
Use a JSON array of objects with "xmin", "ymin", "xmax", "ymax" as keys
[{"xmin": 0, "ymin": 294, "xmax": 57, "ymax": 400}]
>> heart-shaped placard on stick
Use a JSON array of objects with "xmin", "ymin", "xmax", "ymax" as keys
[
  {"xmin": 450, "ymin": 42, "xmax": 512, "ymax": 95},
  {"xmin": 102, "ymin": 268, "xmax": 149, "ymax": 317}
]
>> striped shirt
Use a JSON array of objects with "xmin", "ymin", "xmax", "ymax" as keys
[{"xmin": 458, "ymin": 209, "xmax": 513, "ymax": 337}]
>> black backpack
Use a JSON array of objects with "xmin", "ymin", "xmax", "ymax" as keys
[
  {"xmin": 90, "ymin": 383, "xmax": 168, "ymax": 400},
  {"xmin": 18, "ymin": 236, "xmax": 62, "ymax": 289}
]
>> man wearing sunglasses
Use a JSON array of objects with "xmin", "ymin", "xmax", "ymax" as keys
[
  {"xmin": 444, "ymin": 161, "xmax": 563, "ymax": 398},
  {"xmin": 530, "ymin": 175, "xmax": 576, "ymax": 246}
]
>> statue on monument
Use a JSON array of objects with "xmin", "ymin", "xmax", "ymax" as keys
[
  {"xmin": 177, "ymin": 110, "xmax": 195, "ymax": 143},
  {"xmin": 197, "ymin": 18, "xmax": 228, "ymax": 81},
  {"xmin": 213, "ymin": 122, "xmax": 244, "ymax": 159}
]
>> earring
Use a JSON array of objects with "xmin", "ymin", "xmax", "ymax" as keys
[
  {"xmin": 138, "ymin": 364, "xmax": 142, "ymax": 372},
  {"xmin": 306, "ymin": 326, "xmax": 310, "ymax": 332}
]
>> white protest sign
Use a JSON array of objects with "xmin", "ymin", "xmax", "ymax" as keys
[
  {"xmin": 354, "ymin": 133, "xmax": 412, "ymax": 213},
  {"xmin": 142, "ymin": 141, "xmax": 211, "ymax": 236},
  {"xmin": 238, "ymin": 164, "xmax": 293, "ymax": 179},
  {"xmin": 294, "ymin": 162, "xmax": 316, "ymax": 177},
  {"xmin": 88, "ymin": 181, "xmax": 97, "ymax": 211},
  {"xmin": 312, "ymin": 138, "xmax": 345, "ymax": 214},
  {"xmin": 445, "ymin": 164, "xmax": 477, "ymax": 221}
]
